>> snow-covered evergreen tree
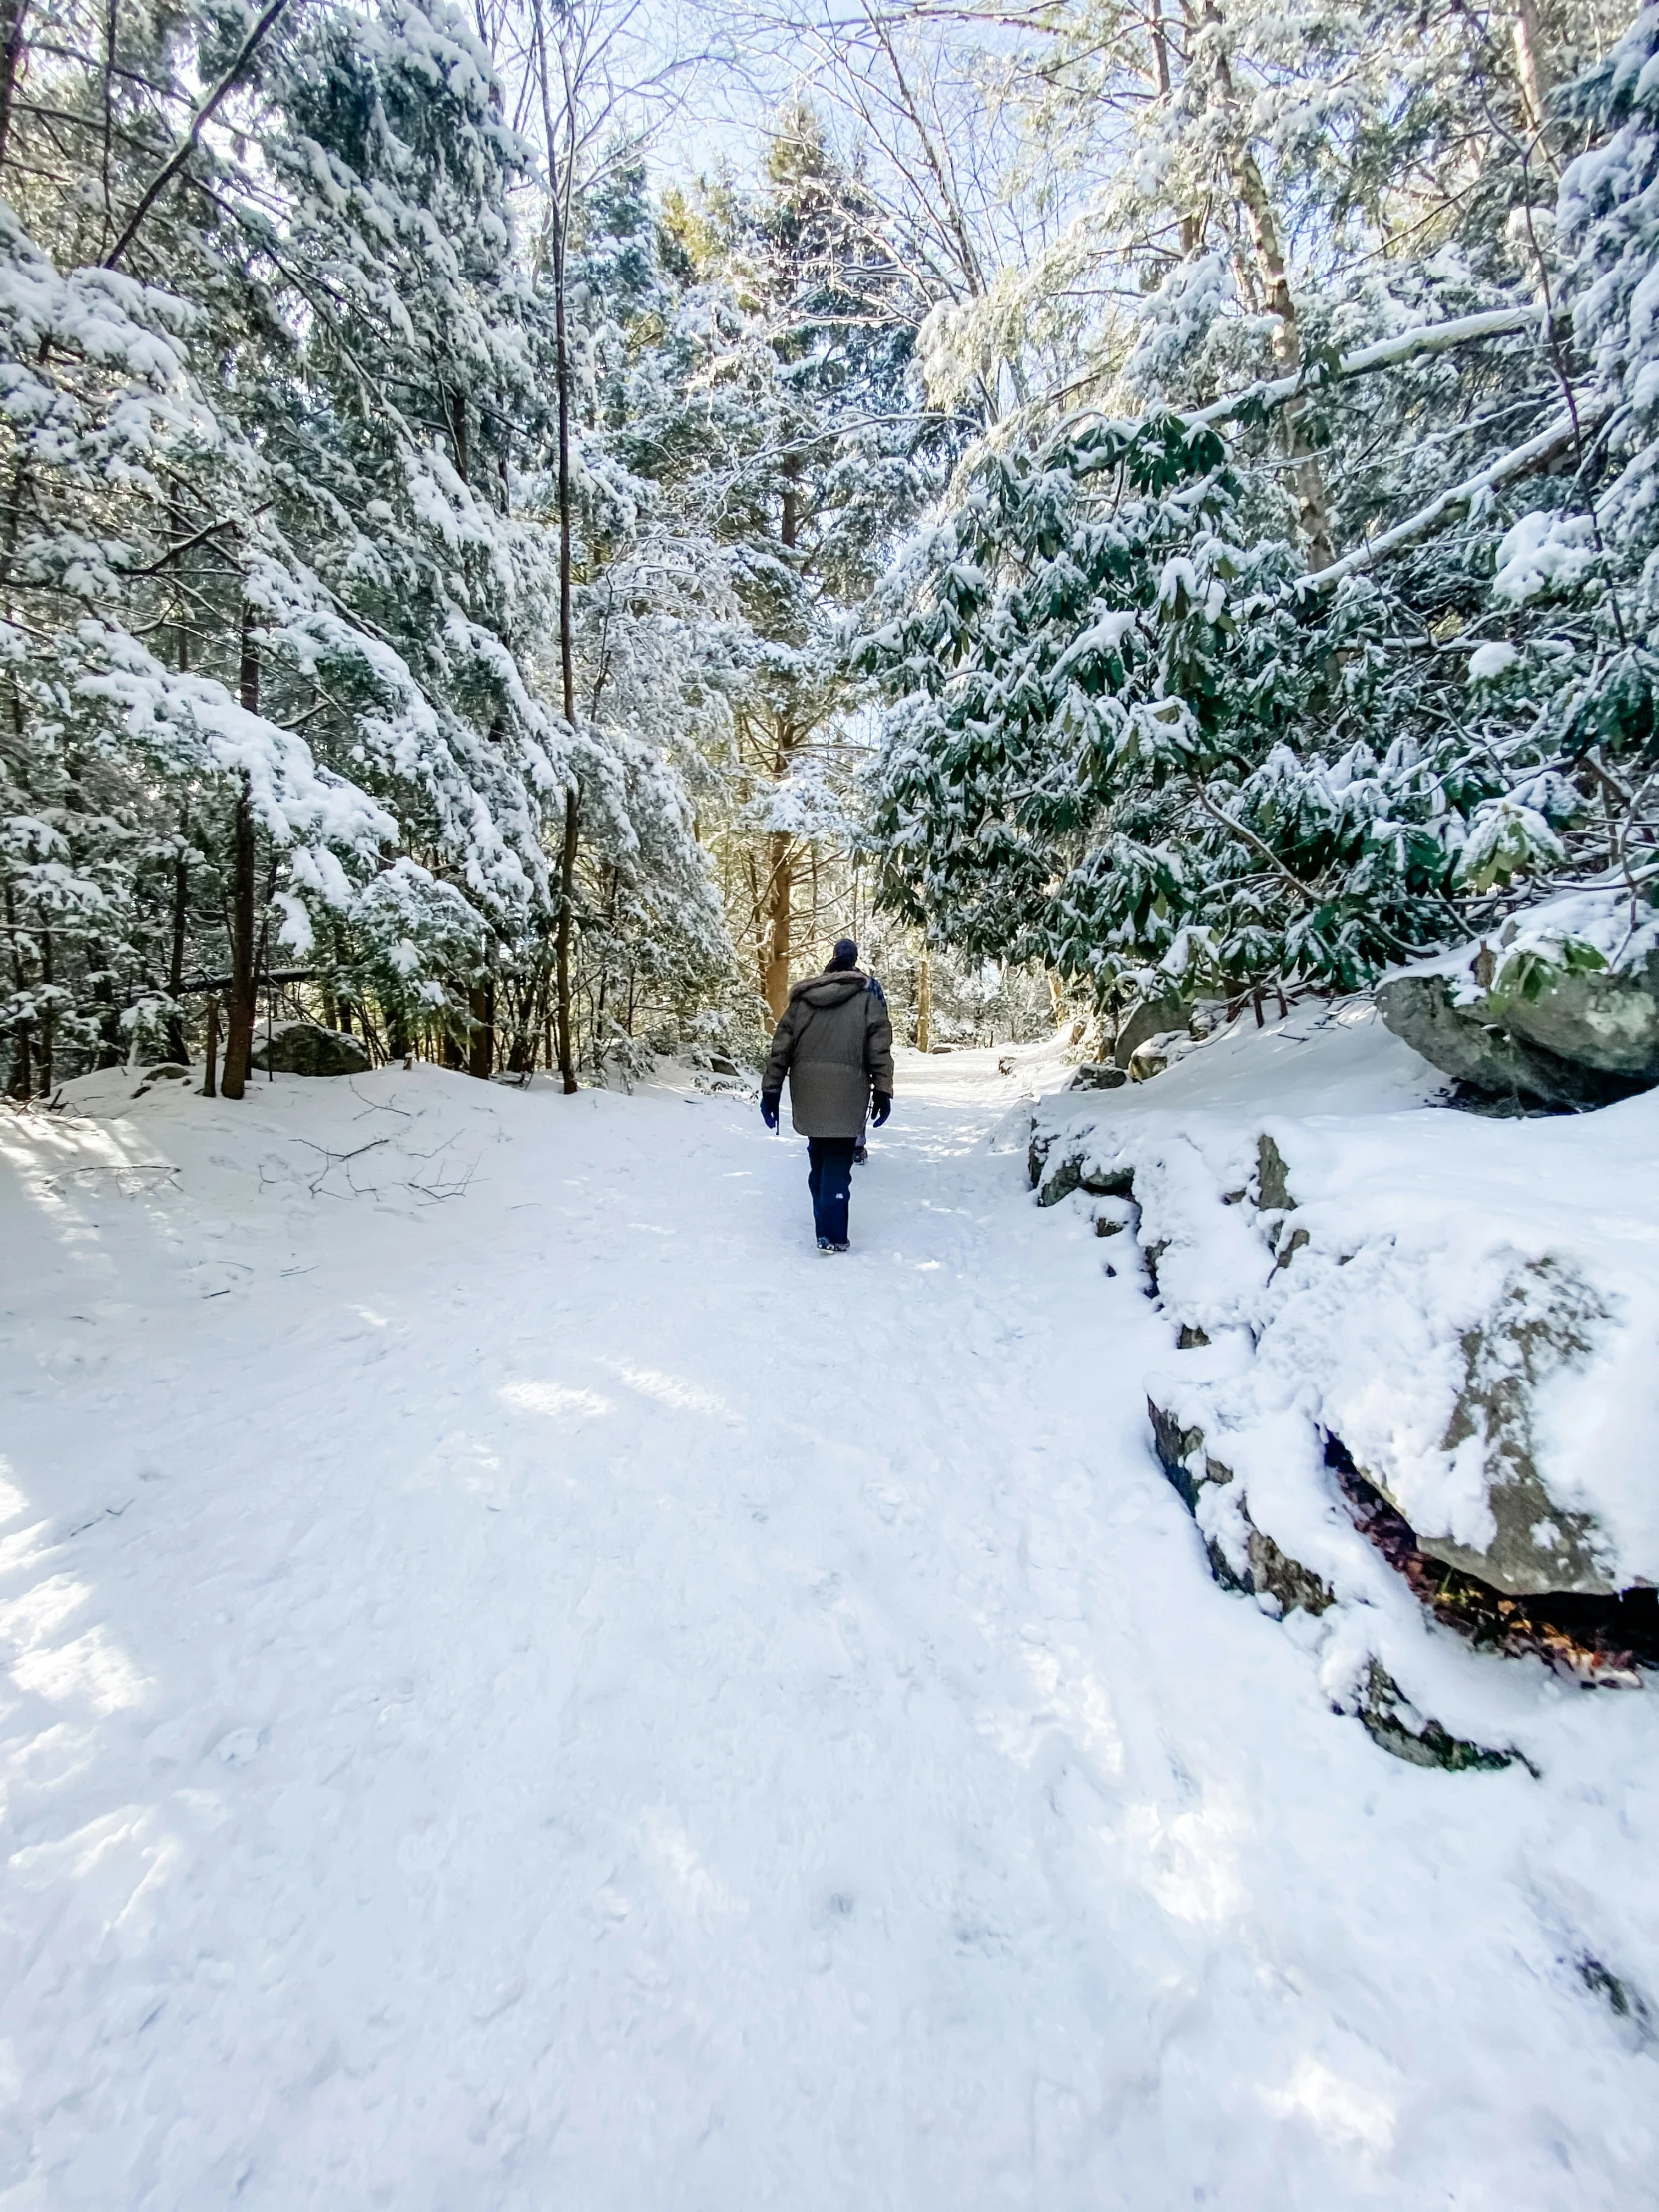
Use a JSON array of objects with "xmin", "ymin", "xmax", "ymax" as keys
[
  {"xmin": 0, "ymin": 0, "xmax": 741, "ymax": 1092},
  {"xmin": 633, "ymin": 111, "xmax": 951, "ymax": 1019},
  {"xmin": 858, "ymin": 0, "xmax": 1659, "ymax": 1015}
]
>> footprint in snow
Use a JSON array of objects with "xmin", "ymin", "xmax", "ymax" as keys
[{"xmin": 214, "ymin": 1728, "xmax": 264, "ymax": 1767}]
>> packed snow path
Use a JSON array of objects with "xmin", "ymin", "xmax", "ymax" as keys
[{"xmin": 0, "ymin": 1051, "xmax": 1649, "ymax": 2209}]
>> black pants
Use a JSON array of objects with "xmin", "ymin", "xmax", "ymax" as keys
[{"xmin": 807, "ymin": 1137, "xmax": 856, "ymax": 1245}]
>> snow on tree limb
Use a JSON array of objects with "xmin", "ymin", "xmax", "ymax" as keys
[
  {"xmin": 1299, "ymin": 397, "xmax": 1612, "ymax": 591},
  {"xmin": 1186, "ymin": 306, "xmax": 1547, "ymax": 430},
  {"xmin": 1049, "ymin": 307, "xmax": 1547, "ymax": 463}
]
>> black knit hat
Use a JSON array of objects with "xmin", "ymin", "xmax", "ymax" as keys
[{"xmin": 828, "ymin": 938, "xmax": 858, "ymax": 970}]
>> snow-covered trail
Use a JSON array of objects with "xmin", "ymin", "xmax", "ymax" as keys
[{"xmin": 0, "ymin": 1052, "xmax": 1648, "ymax": 2209}]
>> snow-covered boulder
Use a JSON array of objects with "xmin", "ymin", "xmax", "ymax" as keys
[
  {"xmin": 251, "ymin": 1021, "xmax": 371, "ymax": 1077},
  {"xmin": 134, "ymin": 1062, "xmax": 192, "ymax": 1094},
  {"xmin": 1110, "ymin": 988, "xmax": 1187, "ymax": 1068},
  {"xmin": 1029, "ymin": 996, "xmax": 1659, "ymax": 1675},
  {"xmin": 1378, "ymin": 891, "xmax": 1659, "ymax": 1108},
  {"xmin": 1069, "ymin": 1061, "xmax": 1127, "ymax": 1091}
]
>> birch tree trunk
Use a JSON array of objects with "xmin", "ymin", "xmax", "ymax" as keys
[
  {"xmin": 1202, "ymin": 0, "xmax": 1337, "ymax": 572},
  {"xmin": 1512, "ymin": 0, "xmax": 1555, "ymax": 151}
]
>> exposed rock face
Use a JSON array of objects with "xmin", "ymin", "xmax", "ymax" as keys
[
  {"xmin": 251, "ymin": 1022, "xmax": 372, "ymax": 1077},
  {"xmin": 1329, "ymin": 1436, "xmax": 1650, "ymax": 1685},
  {"xmin": 1070, "ymin": 1062, "xmax": 1128, "ymax": 1091},
  {"xmin": 1039, "ymin": 1096, "xmax": 1622, "ymax": 1602},
  {"xmin": 1128, "ymin": 1037, "xmax": 1174, "ymax": 1082},
  {"xmin": 1504, "ymin": 947, "xmax": 1659, "ymax": 1075},
  {"xmin": 1111, "ymin": 990, "xmax": 1188, "ymax": 1069},
  {"xmin": 1031, "ymin": 1064, "xmax": 1642, "ymax": 1770},
  {"xmin": 1033, "ymin": 1148, "xmax": 1136, "ymax": 1208},
  {"xmin": 1148, "ymin": 1396, "xmax": 1520, "ymax": 1770},
  {"xmin": 1378, "ymin": 967, "xmax": 1659, "ymax": 1108},
  {"xmin": 1242, "ymin": 1526, "xmax": 1336, "ymax": 1620},
  {"xmin": 1144, "ymin": 1403, "xmax": 1328, "ymax": 1615},
  {"xmin": 1255, "ymin": 1132, "xmax": 1294, "ymax": 1212},
  {"xmin": 1360, "ymin": 1258, "xmax": 1616, "ymax": 1597},
  {"xmin": 134, "ymin": 1063, "xmax": 191, "ymax": 1095},
  {"xmin": 1147, "ymin": 1401, "xmax": 1210, "ymax": 1511},
  {"xmin": 1356, "ymin": 1661, "xmax": 1517, "ymax": 1773}
]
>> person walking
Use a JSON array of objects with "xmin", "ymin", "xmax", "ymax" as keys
[{"xmin": 761, "ymin": 938, "xmax": 893, "ymax": 1252}]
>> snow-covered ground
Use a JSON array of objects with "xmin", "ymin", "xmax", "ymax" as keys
[{"xmin": 1, "ymin": 1044, "xmax": 1654, "ymax": 2209}]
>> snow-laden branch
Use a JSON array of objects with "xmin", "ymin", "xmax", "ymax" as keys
[
  {"xmin": 1048, "ymin": 307, "xmax": 1545, "ymax": 460},
  {"xmin": 1299, "ymin": 395, "xmax": 1612, "ymax": 592},
  {"xmin": 1187, "ymin": 306, "xmax": 1545, "ymax": 429}
]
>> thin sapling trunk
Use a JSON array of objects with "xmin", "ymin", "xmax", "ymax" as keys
[{"xmin": 219, "ymin": 606, "xmax": 260, "ymax": 1100}]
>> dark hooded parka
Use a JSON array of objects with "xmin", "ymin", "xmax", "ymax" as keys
[{"xmin": 764, "ymin": 968, "xmax": 895, "ymax": 1138}]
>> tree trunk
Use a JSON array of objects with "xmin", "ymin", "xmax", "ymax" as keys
[
  {"xmin": 3, "ymin": 880, "xmax": 25, "ymax": 1099},
  {"xmin": 1203, "ymin": 0, "xmax": 1337, "ymax": 572},
  {"xmin": 540, "ymin": 54, "xmax": 581, "ymax": 1097},
  {"xmin": 506, "ymin": 993, "xmax": 540, "ymax": 1075},
  {"xmin": 468, "ymin": 972, "xmax": 494, "ymax": 1079},
  {"xmin": 762, "ymin": 830, "xmax": 794, "ymax": 1022},
  {"xmin": 164, "ymin": 517, "xmax": 192, "ymax": 1067},
  {"xmin": 555, "ymin": 790, "xmax": 579, "ymax": 1082},
  {"xmin": 165, "ymin": 840, "xmax": 189, "ymax": 1063},
  {"xmin": 219, "ymin": 784, "xmax": 256, "ymax": 1097},
  {"xmin": 38, "ymin": 920, "xmax": 52, "ymax": 1091},
  {"xmin": 331, "ymin": 915, "xmax": 352, "ymax": 1035},
  {"xmin": 916, "ymin": 944, "xmax": 933, "ymax": 1053},
  {"xmin": 1233, "ymin": 149, "xmax": 1336, "ymax": 571},
  {"xmin": 448, "ymin": 384, "xmax": 469, "ymax": 485},
  {"xmin": 0, "ymin": 0, "xmax": 29, "ymax": 171},
  {"xmin": 202, "ymin": 995, "xmax": 219, "ymax": 1096},
  {"xmin": 220, "ymin": 608, "xmax": 260, "ymax": 1100},
  {"xmin": 90, "ymin": 939, "xmax": 122, "ymax": 1067},
  {"xmin": 253, "ymin": 849, "xmax": 276, "ymax": 1081},
  {"xmin": 1512, "ymin": 0, "xmax": 1554, "ymax": 149}
]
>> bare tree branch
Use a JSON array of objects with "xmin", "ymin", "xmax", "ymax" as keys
[{"xmin": 103, "ymin": 0, "xmax": 293, "ymax": 271}]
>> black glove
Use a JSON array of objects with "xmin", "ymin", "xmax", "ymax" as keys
[
  {"xmin": 870, "ymin": 1091, "xmax": 891, "ymax": 1128},
  {"xmin": 761, "ymin": 1093, "xmax": 780, "ymax": 1130}
]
